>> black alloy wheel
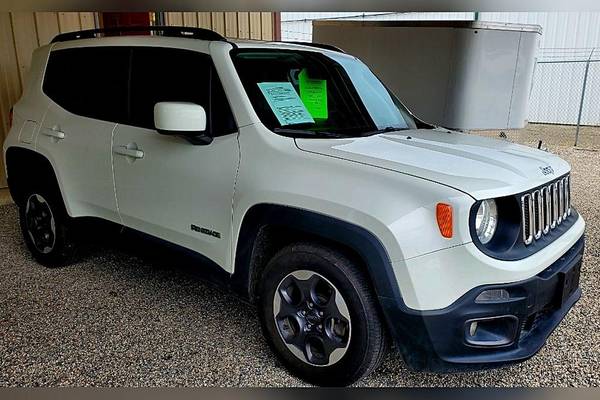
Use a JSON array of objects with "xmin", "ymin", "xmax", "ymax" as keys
[
  {"xmin": 258, "ymin": 242, "xmax": 387, "ymax": 386},
  {"xmin": 273, "ymin": 269, "xmax": 352, "ymax": 366}
]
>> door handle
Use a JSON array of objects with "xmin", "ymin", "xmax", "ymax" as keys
[
  {"xmin": 41, "ymin": 127, "xmax": 65, "ymax": 139},
  {"xmin": 113, "ymin": 145, "xmax": 144, "ymax": 159}
]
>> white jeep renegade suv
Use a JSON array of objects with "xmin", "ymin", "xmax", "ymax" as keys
[{"xmin": 3, "ymin": 26, "xmax": 585, "ymax": 386}]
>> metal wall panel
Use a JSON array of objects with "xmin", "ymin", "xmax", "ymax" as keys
[
  {"xmin": 480, "ymin": 12, "xmax": 600, "ymax": 51},
  {"xmin": 211, "ymin": 12, "xmax": 226, "ymax": 36},
  {"xmin": 163, "ymin": 12, "xmax": 275, "ymax": 41},
  {"xmin": 165, "ymin": 12, "xmax": 184, "ymax": 26},
  {"xmin": 10, "ymin": 12, "xmax": 39, "ymax": 87},
  {"xmin": 224, "ymin": 12, "xmax": 238, "ymax": 38},
  {"xmin": 237, "ymin": 12, "xmax": 250, "ymax": 39},
  {"xmin": 197, "ymin": 12, "xmax": 212, "ymax": 29},
  {"xmin": 79, "ymin": 12, "xmax": 96, "ymax": 30},
  {"xmin": 0, "ymin": 13, "xmax": 21, "ymax": 188},
  {"xmin": 249, "ymin": 12, "xmax": 262, "ymax": 40},
  {"xmin": 34, "ymin": 12, "xmax": 60, "ymax": 45},
  {"xmin": 182, "ymin": 12, "xmax": 198, "ymax": 28},
  {"xmin": 261, "ymin": 12, "xmax": 273, "ymax": 40},
  {"xmin": 57, "ymin": 12, "xmax": 82, "ymax": 33}
]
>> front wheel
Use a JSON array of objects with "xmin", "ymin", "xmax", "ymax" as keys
[{"xmin": 258, "ymin": 243, "xmax": 387, "ymax": 386}]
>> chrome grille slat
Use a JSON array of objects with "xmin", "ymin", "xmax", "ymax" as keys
[
  {"xmin": 566, "ymin": 176, "xmax": 571, "ymax": 217},
  {"xmin": 533, "ymin": 190, "xmax": 542, "ymax": 240},
  {"xmin": 558, "ymin": 179, "xmax": 564, "ymax": 225},
  {"xmin": 542, "ymin": 186, "xmax": 550, "ymax": 234},
  {"xmin": 562, "ymin": 177, "xmax": 569, "ymax": 219},
  {"xmin": 552, "ymin": 182, "xmax": 559, "ymax": 228},
  {"xmin": 521, "ymin": 194, "xmax": 533, "ymax": 245},
  {"xmin": 521, "ymin": 174, "xmax": 571, "ymax": 245}
]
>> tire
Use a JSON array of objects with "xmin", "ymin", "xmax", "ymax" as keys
[
  {"xmin": 18, "ymin": 183, "xmax": 76, "ymax": 267},
  {"xmin": 257, "ymin": 242, "xmax": 387, "ymax": 386}
]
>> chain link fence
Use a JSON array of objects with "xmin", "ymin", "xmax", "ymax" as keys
[{"xmin": 477, "ymin": 49, "xmax": 600, "ymax": 149}]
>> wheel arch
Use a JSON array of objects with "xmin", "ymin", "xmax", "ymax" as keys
[
  {"xmin": 5, "ymin": 146, "xmax": 63, "ymax": 208},
  {"xmin": 230, "ymin": 203, "xmax": 402, "ymax": 306}
]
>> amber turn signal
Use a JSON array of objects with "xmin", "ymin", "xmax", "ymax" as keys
[{"xmin": 436, "ymin": 203, "xmax": 453, "ymax": 238}]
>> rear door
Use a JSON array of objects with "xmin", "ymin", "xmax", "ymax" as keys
[
  {"xmin": 112, "ymin": 46, "xmax": 239, "ymax": 269},
  {"xmin": 38, "ymin": 46, "xmax": 129, "ymax": 222}
]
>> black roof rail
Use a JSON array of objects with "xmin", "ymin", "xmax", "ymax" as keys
[
  {"xmin": 284, "ymin": 41, "xmax": 345, "ymax": 53},
  {"xmin": 51, "ymin": 25, "xmax": 227, "ymax": 43}
]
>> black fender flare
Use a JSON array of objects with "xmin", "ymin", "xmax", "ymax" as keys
[
  {"xmin": 4, "ymin": 146, "xmax": 63, "ymax": 207},
  {"xmin": 230, "ymin": 203, "xmax": 402, "ymax": 303}
]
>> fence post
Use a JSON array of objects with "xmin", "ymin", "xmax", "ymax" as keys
[{"xmin": 575, "ymin": 48, "xmax": 594, "ymax": 146}]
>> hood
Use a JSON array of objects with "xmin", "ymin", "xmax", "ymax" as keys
[{"xmin": 295, "ymin": 129, "xmax": 570, "ymax": 200}]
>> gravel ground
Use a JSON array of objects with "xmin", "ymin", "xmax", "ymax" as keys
[{"xmin": 0, "ymin": 133, "xmax": 599, "ymax": 387}]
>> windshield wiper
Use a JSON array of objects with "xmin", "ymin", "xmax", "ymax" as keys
[
  {"xmin": 361, "ymin": 126, "xmax": 410, "ymax": 136},
  {"xmin": 273, "ymin": 127, "xmax": 349, "ymax": 139}
]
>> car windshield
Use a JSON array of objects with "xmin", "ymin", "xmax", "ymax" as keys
[{"xmin": 230, "ymin": 48, "xmax": 419, "ymax": 138}]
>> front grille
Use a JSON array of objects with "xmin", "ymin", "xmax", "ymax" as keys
[{"xmin": 521, "ymin": 175, "xmax": 571, "ymax": 245}]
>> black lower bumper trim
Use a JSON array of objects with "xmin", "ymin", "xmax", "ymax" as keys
[{"xmin": 381, "ymin": 235, "xmax": 585, "ymax": 372}]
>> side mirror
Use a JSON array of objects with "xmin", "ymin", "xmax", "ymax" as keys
[{"xmin": 154, "ymin": 102, "xmax": 212, "ymax": 145}]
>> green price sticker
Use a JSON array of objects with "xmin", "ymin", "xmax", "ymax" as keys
[{"xmin": 299, "ymin": 69, "xmax": 328, "ymax": 120}]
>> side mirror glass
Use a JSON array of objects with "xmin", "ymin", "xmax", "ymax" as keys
[{"xmin": 153, "ymin": 102, "xmax": 212, "ymax": 145}]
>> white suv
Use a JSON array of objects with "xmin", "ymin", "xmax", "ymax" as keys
[{"xmin": 3, "ymin": 26, "xmax": 585, "ymax": 386}]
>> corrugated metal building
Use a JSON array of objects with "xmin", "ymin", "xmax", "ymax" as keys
[{"xmin": 282, "ymin": 12, "xmax": 600, "ymax": 127}]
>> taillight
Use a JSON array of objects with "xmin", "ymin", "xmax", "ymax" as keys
[{"xmin": 8, "ymin": 107, "xmax": 13, "ymax": 129}]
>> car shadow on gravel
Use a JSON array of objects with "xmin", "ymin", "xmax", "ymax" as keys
[
  {"xmin": 66, "ymin": 224, "xmax": 447, "ymax": 386},
  {"xmin": 72, "ymin": 221, "xmax": 505, "ymax": 386}
]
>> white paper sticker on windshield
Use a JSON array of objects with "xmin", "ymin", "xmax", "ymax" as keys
[{"xmin": 257, "ymin": 82, "xmax": 315, "ymax": 126}]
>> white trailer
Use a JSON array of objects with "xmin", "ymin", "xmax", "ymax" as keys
[{"xmin": 313, "ymin": 20, "xmax": 541, "ymax": 130}]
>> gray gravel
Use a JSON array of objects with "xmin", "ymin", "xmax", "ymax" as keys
[{"xmin": 0, "ymin": 141, "xmax": 599, "ymax": 387}]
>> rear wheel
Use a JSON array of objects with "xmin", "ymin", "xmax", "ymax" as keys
[
  {"xmin": 258, "ymin": 242, "xmax": 387, "ymax": 386},
  {"xmin": 18, "ymin": 186, "xmax": 76, "ymax": 267}
]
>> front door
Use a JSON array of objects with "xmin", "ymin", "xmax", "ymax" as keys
[{"xmin": 112, "ymin": 46, "xmax": 239, "ymax": 270}]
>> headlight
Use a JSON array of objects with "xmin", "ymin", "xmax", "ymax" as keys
[{"xmin": 475, "ymin": 199, "xmax": 498, "ymax": 244}]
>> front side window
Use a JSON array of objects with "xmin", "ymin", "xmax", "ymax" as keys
[
  {"xmin": 129, "ymin": 47, "xmax": 236, "ymax": 135},
  {"xmin": 231, "ymin": 49, "xmax": 418, "ymax": 138}
]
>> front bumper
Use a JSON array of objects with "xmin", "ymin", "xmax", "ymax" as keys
[{"xmin": 382, "ymin": 235, "xmax": 584, "ymax": 372}]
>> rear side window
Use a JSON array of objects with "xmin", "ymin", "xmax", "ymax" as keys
[
  {"xmin": 129, "ymin": 47, "xmax": 236, "ymax": 135},
  {"xmin": 43, "ymin": 47, "xmax": 129, "ymax": 123}
]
